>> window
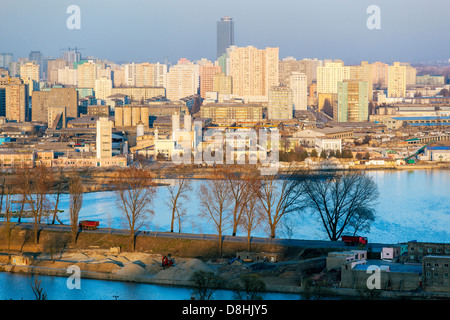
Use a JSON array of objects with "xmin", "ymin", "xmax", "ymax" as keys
[
  {"xmin": 445, "ymin": 273, "xmax": 449, "ymax": 279},
  {"xmin": 428, "ymin": 248, "xmax": 433, "ymax": 253},
  {"xmin": 426, "ymin": 272, "xmax": 431, "ymax": 277},
  {"xmin": 410, "ymin": 255, "xmax": 415, "ymax": 260},
  {"xmin": 444, "ymin": 264, "xmax": 449, "ymax": 268},
  {"xmin": 418, "ymin": 248, "xmax": 423, "ymax": 253},
  {"xmin": 426, "ymin": 262, "xmax": 431, "ymax": 267},
  {"xmin": 434, "ymin": 263, "xmax": 439, "ymax": 267}
]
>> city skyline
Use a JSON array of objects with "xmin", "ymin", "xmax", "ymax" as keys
[{"xmin": 1, "ymin": 0, "xmax": 450, "ymax": 65}]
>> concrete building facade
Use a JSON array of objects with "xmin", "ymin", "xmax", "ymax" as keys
[
  {"xmin": 336, "ymin": 80, "xmax": 369, "ymax": 122},
  {"xmin": 388, "ymin": 62, "xmax": 406, "ymax": 98},
  {"xmin": 32, "ymin": 87, "xmax": 78, "ymax": 123},
  {"xmin": 268, "ymin": 86, "xmax": 293, "ymax": 120}
]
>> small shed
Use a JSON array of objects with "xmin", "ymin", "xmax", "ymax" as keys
[{"xmin": 12, "ymin": 254, "xmax": 33, "ymax": 266}]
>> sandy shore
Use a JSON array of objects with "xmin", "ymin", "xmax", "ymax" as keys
[{"xmin": 0, "ymin": 248, "xmax": 313, "ymax": 293}]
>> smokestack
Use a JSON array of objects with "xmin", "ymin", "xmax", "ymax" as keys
[
  {"xmin": 184, "ymin": 114, "xmax": 192, "ymax": 131},
  {"xmin": 172, "ymin": 111, "xmax": 180, "ymax": 132}
]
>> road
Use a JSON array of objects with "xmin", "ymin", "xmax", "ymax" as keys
[{"xmin": 0, "ymin": 222, "xmax": 389, "ymax": 251}]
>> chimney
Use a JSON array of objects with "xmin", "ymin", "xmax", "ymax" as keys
[
  {"xmin": 172, "ymin": 111, "xmax": 180, "ymax": 132},
  {"xmin": 184, "ymin": 114, "xmax": 192, "ymax": 131}
]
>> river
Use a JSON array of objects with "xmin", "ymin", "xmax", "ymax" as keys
[
  {"xmin": 6, "ymin": 169, "xmax": 450, "ymax": 244},
  {"xmin": 1, "ymin": 169, "xmax": 448, "ymax": 300},
  {"xmin": 0, "ymin": 272, "xmax": 303, "ymax": 300}
]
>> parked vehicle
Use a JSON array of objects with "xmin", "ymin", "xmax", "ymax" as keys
[
  {"xmin": 341, "ymin": 235, "xmax": 368, "ymax": 246},
  {"xmin": 79, "ymin": 220, "xmax": 99, "ymax": 230}
]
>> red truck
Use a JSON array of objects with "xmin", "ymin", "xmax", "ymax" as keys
[
  {"xmin": 341, "ymin": 235, "xmax": 368, "ymax": 246},
  {"xmin": 79, "ymin": 220, "xmax": 99, "ymax": 230}
]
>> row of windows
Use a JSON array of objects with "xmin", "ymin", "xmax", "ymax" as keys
[
  {"xmin": 425, "ymin": 272, "xmax": 449, "ymax": 278},
  {"xmin": 410, "ymin": 247, "xmax": 450, "ymax": 254},
  {"xmin": 425, "ymin": 263, "xmax": 450, "ymax": 268}
]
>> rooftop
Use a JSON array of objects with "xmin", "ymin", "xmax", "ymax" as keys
[{"xmin": 353, "ymin": 260, "xmax": 422, "ymax": 274}]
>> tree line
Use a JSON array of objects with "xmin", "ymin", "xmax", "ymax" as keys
[{"xmin": 0, "ymin": 165, "xmax": 379, "ymax": 255}]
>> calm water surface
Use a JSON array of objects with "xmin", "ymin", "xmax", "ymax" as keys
[
  {"xmin": 2, "ymin": 169, "xmax": 448, "ymax": 300},
  {"xmin": 0, "ymin": 272, "xmax": 302, "ymax": 300},
  {"xmin": 8, "ymin": 169, "xmax": 450, "ymax": 243}
]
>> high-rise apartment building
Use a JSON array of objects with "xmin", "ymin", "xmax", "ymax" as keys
[
  {"xmin": 317, "ymin": 60, "xmax": 350, "ymax": 94},
  {"xmin": 289, "ymin": 72, "xmax": 308, "ymax": 111},
  {"xmin": 58, "ymin": 66, "xmax": 78, "ymax": 86},
  {"xmin": 19, "ymin": 62, "xmax": 40, "ymax": 96},
  {"xmin": 112, "ymin": 67, "xmax": 125, "ymax": 88},
  {"xmin": 300, "ymin": 58, "xmax": 323, "ymax": 85},
  {"xmin": 217, "ymin": 16, "xmax": 234, "ymax": 59},
  {"xmin": 0, "ymin": 87, "xmax": 5, "ymax": 118},
  {"xmin": 350, "ymin": 61, "xmax": 373, "ymax": 101},
  {"xmin": 0, "ymin": 53, "xmax": 13, "ymax": 70},
  {"xmin": 47, "ymin": 59, "xmax": 68, "ymax": 84},
  {"xmin": 400, "ymin": 62, "xmax": 417, "ymax": 86},
  {"xmin": 166, "ymin": 59, "xmax": 198, "ymax": 101},
  {"xmin": 29, "ymin": 51, "xmax": 43, "ymax": 79},
  {"xmin": 62, "ymin": 50, "xmax": 81, "ymax": 65},
  {"xmin": 388, "ymin": 62, "xmax": 406, "ymax": 98},
  {"xmin": 213, "ymin": 73, "xmax": 232, "ymax": 95},
  {"xmin": 20, "ymin": 62, "xmax": 40, "ymax": 82},
  {"xmin": 5, "ymin": 78, "xmax": 29, "ymax": 122},
  {"xmin": 135, "ymin": 63, "xmax": 155, "ymax": 87},
  {"xmin": 336, "ymin": 80, "xmax": 369, "ymax": 122},
  {"xmin": 95, "ymin": 76, "xmax": 113, "ymax": 100},
  {"xmin": 199, "ymin": 63, "xmax": 222, "ymax": 98},
  {"xmin": 268, "ymin": 86, "xmax": 293, "ymax": 120},
  {"xmin": 123, "ymin": 62, "xmax": 167, "ymax": 88},
  {"xmin": 229, "ymin": 46, "xmax": 279, "ymax": 98},
  {"xmin": 32, "ymin": 87, "xmax": 78, "ymax": 123},
  {"xmin": 96, "ymin": 117, "xmax": 113, "ymax": 159},
  {"xmin": 77, "ymin": 61, "xmax": 97, "ymax": 89},
  {"xmin": 372, "ymin": 61, "xmax": 389, "ymax": 87},
  {"xmin": 279, "ymin": 57, "xmax": 306, "ymax": 86}
]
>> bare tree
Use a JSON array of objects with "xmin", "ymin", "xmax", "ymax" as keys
[
  {"xmin": 113, "ymin": 168, "xmax": 157, "ymax": 251},
  {"xmin": 239, "ymin": 174, "xmax": 264, "ymax": 251},
  {"xmin": 166, "ymin": 175, "xmax": 192, "ymax": 233},
  {"xmin": 13, "ymin": 166, "xmax": 33, "ymax": 224},
  {"xmin": 51, "ymin": 168, "xmax": 66, "ymax": 225},
  {"xmin": 69, "ymin": 173, "xmax": 83, "ymax": 245},
  {"xmin": 30, "ymin": 275, "xmax": 47, "ymax": 300},
  {"xmin": 190, "ymin": 270, "xmax": 224, "ymax": 300},
  {"xmin": 257, "ymin": 167, "xmax": 306, "ymax": 239},
  {"xmin": 198, "ymin": 179, "xmax": 232, "ymax": 256},
  {"xmin": 28, "ymin": 165, "xmax": 54, "ymax": 244},
  {"xmin": 232, "ymin": 273, "xmax": 266, "ymax": 300},
  {"xmin": 349, "ymin": 207, "xmax": 376, "ymax": 236},
  {"xmin": 301, "ymin": 171, "xmax": 379, "ymax": 241},
  {"xmin": 223, "ymin": 168, "xmax": 253, "ymax": 237},
  {"xmin": 2, "ymin": 185, "xmax": 14, "ymax": 259}
]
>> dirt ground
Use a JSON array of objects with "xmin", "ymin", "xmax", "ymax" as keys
[{"xmin": 7, "ymin": 248, "xmax": 334, "ymax": 290}]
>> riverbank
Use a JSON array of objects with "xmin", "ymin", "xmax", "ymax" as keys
[{"xmin": 0, "ymin": 249, "xmax": 447, "ymax": 300}]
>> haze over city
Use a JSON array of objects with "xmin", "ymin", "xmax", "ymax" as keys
[{"xmin": 1, "ymin": 0, "xmax": 450, "ymax": 64}]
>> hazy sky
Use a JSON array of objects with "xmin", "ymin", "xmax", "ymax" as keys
[{"xmin": 1, "ymin": 0, "xmax": 449, "ymax": 65}]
